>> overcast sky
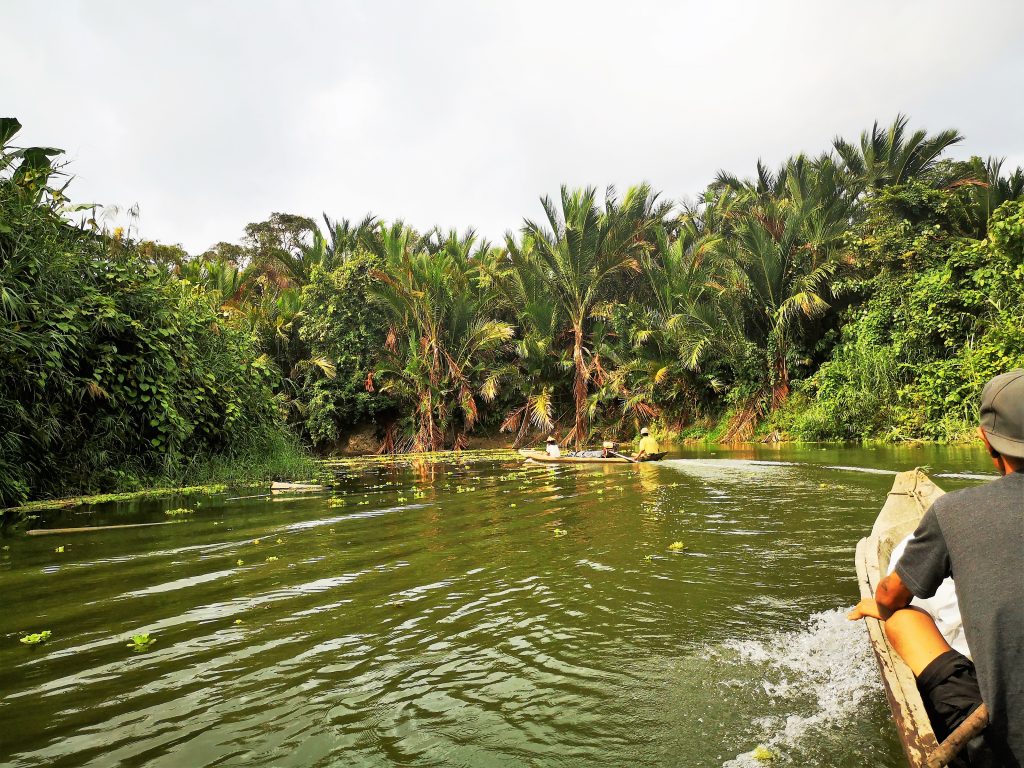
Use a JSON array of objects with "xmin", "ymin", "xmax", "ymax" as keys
[{"xmin": 5, "ymin": 1, "xmax": 1024, "ymax": 253}]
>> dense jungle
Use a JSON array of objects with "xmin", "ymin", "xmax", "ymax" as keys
[{"xmin": 3, "ymin": 114, "xmax": 1023, "ymax": 506}]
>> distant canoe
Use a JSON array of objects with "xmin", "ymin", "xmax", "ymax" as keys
[
  {"xmin": 518, "ymin": 450, "xmax": 666, "ymax": 464},
  {"xmin": 855, "ymin": 470, "xmax": 943, "ymax": 766},
  {"xmin": 270, "ymin": 481, "xmax": 327, "ymax": 493}
]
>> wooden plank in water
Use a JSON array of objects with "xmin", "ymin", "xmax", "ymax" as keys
[{"xmin": 25, "ymin": 521, "xmax": 179, "ymax": 536}]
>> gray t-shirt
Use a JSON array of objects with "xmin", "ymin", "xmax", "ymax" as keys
[{"xmin": 895, "ymin": 472, "xmax": 1023, "ymax": 763}]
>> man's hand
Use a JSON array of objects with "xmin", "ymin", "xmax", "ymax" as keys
[{"xmin": 847, "ymin": 598, "xmax": 884, "ymax": 621}]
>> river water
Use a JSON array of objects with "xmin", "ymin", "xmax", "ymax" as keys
[{"xmin": 0, "ymin": 445, "xmax": 997, "ymax": 767}]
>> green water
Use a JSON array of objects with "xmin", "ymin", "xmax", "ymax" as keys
[{"xmin": 0, "ymin": 445, "xmax": 996, "ymax": 767}]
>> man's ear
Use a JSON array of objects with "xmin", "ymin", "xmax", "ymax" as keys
[{"xmin": 978, "ymin": 427, "xmax": 999, "ymax": 458}]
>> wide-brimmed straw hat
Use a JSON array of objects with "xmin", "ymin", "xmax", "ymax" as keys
[
  {"xmin": 546, "ymin": 436, "xmax": 556, "ymax": 443},
  {"xmin": 602, "ymin": 440, "xmax": 613, "ymax": 449},
  {"xmin": 980, "ymin": 370, "xmax": 1024, "ymax": 458}
]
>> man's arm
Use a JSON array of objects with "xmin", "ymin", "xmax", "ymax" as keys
[{"xmin": 848, "ymin": 570, "xmax": 915, "ymax": 622}]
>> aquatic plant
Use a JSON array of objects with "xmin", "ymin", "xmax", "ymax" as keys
[
  {"xmin": 752, "ymin": 745, "xmax": 776, "ymax": 761},
  {"xmin": 126, "ymin": 633, "xmax": 155, "ymax": 652},
  {"xmin": 668, "ymin": 541, "xmax": 686, "ymax": 551},
  {"xmin": 54, "ymin": 545, "xmax": 64, "ymax": 553},
  {"xmin": 236, "ymin": 559, "xmax": 244, "ymax": 566},
  {"xmin": 265, "ymin": 556, "xmax": 279, "ymax": 562},
  {"xmin": 164, "ymin": 508, "xmax": 193, "ymax": 516},
  {"xmin": 19, "ymin": 630, "xmax": 52, "ymax": 646},
  {"xmin": 553, "ymin": 528, "xmax": 568, "ymax": 537}
]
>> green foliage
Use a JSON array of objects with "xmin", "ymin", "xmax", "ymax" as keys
[
  {"xmin": 299, "ymin": 252, "xmax": 391, "ymax": 446},
  {"xmin": 19, "ymin": 630, "xmax": 52, "ymax": 646},
  {"xmin": 0, "ymin": 119, "xmax": 293, "ymax": 506},
  {"xmin": 792, "ymin": 195, "xmax": 1024, "ymax": 442},
  {"xmin": 126, "ymin": 633, "xmax": 155, "ymax": 652}
]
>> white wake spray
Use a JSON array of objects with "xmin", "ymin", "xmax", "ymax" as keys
[{"xmin": 719, "ymin": 609, "xmax": 879, "ymax": 766}]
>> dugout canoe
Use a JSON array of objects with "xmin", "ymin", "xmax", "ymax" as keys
[
  {"xmin": 518, "ymin": 450, "xmax": 666, "ymax": 464},
  {"xmin": 855, "ymin": 469, "xmax": 945, "ymax": 766}
]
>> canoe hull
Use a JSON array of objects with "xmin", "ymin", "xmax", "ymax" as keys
[
  {"xmin": 519, "ymin": 450, "xmax": 666, "ymax": 464},
  {"xmin": 855, "ymin": 469, "xmax": 945, "ymax": 767}
]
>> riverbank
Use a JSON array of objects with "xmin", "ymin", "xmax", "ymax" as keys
[{"xmin": 2, "ymin": 434, "xmax": 321, "ymax": 527}]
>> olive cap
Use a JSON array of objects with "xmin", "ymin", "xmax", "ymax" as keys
[{"xmin": 980, "ymin": 369, "xmax": 1024, "ymax": 458}]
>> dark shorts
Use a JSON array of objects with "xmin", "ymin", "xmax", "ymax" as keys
[
  {"xmin": 916, "ymin": 650, "xmax": 1017, "ymax": 768},
  {"xmin": 917, "ymin": 650, "xmax": 984, "ymax": 741}
]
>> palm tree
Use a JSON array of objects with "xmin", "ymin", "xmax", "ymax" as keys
[
  {"xmin": 718, "ymin": 157, "xmax": 852, "ymax": 430},
  {"xmin": 495, "ymin": 233, "xmax": 569, "ymax": 444},
  {"xmin": 833, "ymin": 114, "xmax": 963, "ymax": 193},
  {"xmin": 520, "ymin": 184, "xmax": 671, "ymax": 445},
  {"xmin": 369, "ymin": 227, "xmax": 513, "ymax": 451},
  {"xmin": 949, "ymin": 157, "xmax": 1024, "ymax": 239}
]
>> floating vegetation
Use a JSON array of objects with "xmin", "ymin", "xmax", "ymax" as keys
[
  {"xmin": 54, "ymin": 545, "xmax": 64, "ymax": 553},
  {"xmin": 553, "ymin": 528, "xmax": 568, "ymax": 537},
  {"xmin": 253, "ymin": 538, "xmax": 260, "ymax": 544},
  {"xmin": 8, "ymin": 484, "xmax": 229, "ymax": 515},
  {"xmin": 668, "ymin": 541, "xmax": 686, "ymax": 551},
  {"xmin": 20, "ymin": 630, "xmax": 51, "ymax": 646},
  {"xmin": 236, "ymin": 559, "xmax": 244, "ymax": 566},
  {"xmin": 328, "ymin": 498, "xmax": 346, "ymax": 507},
  {"xmin": 164, "ymin": 508, "xmax": 193, "ymax": 516},
  {"xmin": 126, "ymin": 633, "xmax": 155, "ymax": 653},
  {"xmin": 234, "ymin": 619, "xmax": 243, "ymax": 625},
  {"xmin": 265, "ymin": 556, "xmax": 279, "ymax": 562},
  {"xmin": 276, "ymin": 538, "xmax": 283, "ymax": 544},
  {"xmin": 752, "ymin": 745, "xmax": 776, "ymax": 761},
  {"xmin": 643, "ymin": 554, "xmax": 654, "ymax": 561}
]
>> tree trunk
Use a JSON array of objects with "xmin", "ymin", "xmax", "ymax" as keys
[
  {"xmin": 772, "ymin": 350, "xmax": 790, "ymax": 410},
  {"xmin": 572, "ymin": 324, "xmax": 588, "ymax": 447}
]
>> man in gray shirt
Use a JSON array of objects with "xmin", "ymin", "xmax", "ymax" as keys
[{"xmin": 849, "ymin": 370, "xmax": 1024, "ymax": 766}]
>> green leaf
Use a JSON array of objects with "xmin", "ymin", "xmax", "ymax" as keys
[{"xmin": 0, "ymin": 117, "xmax": 22, "ymax": 147}]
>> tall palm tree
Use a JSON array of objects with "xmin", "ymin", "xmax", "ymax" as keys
[
  {"xmin": 521, "ymin": 184, "xmax": 671, "ymax": 445},
  {"xmin": 719, "ymin": 157, "xmax": 852, "ymax": 423},
  {"xmin": 496, "ymin": 233, "xmax": 569, "ymax": 444},
  {"xmin": 833, "ymin": 114, "xmax": 963, "ymax": 193}
]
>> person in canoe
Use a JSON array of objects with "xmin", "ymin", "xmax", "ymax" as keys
[
  {"xmin": 575, "ymin": 440, "xmax": 616, "ymax": 459},
  {"xmin": 545, "ymin": 436, "xmax": 561, "ymax": 458},
  {"xmin": 848, "ymin": 370, "xmax": 1024, "ymax": 766},
  {"xmin": 634, "ymin": 427, "xmax": 660, "ymax": 461}
]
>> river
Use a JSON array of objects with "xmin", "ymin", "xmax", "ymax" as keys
[{"xmin": 0, "ymin": 445, "xmax": 997, "ymax": 767}]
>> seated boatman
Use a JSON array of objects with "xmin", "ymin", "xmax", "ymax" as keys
[
  {"xmin": 848, "ymin": 370, "xmax": 1024, "ymax": 766},
  {"xmin": 544, "ymin": 436, "xmax": 560, "ymax": 458},
  {"xmin": 577, "ymin": 440, "xmax": 615, "ymax": 459},
  {"xmin": 634, "ymin": 427, "xmax": 660, "ymax": 461}
]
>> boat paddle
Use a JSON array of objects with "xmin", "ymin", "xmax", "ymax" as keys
[
  {"xmin": 926, "ymin": 702, "xmax": 989, "ymax": 768},
  {"xmin": 609, "ymin": 450, "xmax": 639, "ymax": 464}
]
